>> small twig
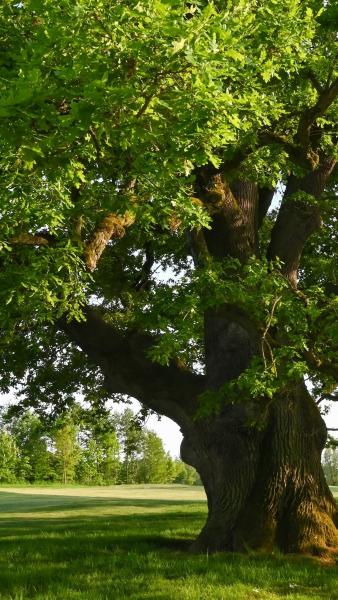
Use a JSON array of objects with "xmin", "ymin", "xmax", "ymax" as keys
[
  {"xmin": 261, "ymin": 295, "xmax": 282, "ymax": 369},
  {"xmin": 89, "ymin": 127, "xmax": 103, "ymax": 159},
  {"xmin": 306, "ymin": 69, "xmax": 323, "ymax": 94},
  {"xmin": 316, "ymin": 392, "xmax": 338, "ymax": 405},
  {"xmin": 135, "ymin": 91, "xmax": 157, "ymax": 119}
]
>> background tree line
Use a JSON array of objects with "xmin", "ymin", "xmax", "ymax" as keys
[
  {"xmin": 322, "ymin": 437, "xmax": 338, "ymax": 487},
  {"xmin": 0, "ymin": 407, "xmax": 200, "ymax": 486}
]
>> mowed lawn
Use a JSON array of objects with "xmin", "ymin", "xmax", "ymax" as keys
[{"xmin": 0, "ymin": 486, "xmax": 337, "ymax": 600}]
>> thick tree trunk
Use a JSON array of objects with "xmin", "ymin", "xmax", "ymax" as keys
[
  {"xmin": 63, "ymin": 309, "xmax": 337, "ymax": 557},
  {"xmin": 181, "ymin": 382, "xmax": 337, "ymax": 556},
  {"xmin": 235, "ymin": 382, "xmax": 338, "ymax": 555},
  {"xmin": 180, "ymin": 410, "xmax": 262, "ymax": 552}
]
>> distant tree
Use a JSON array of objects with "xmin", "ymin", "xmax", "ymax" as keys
[
  {"xmin": 9, "ymin": 411, "xmax": 53, "ymax": 482},
  {"xmin": 137, "ymin": 430, "xmax": 169, "ymax": 484},
  {"xmin": 166, "ymin": 455, "xmax": 177, "ymax": 484},
  {"xmin": 99, "ymin": 431, "xmax": 120, "ymax": 485},
  {"xmin": 170, "ymin": 459, "xmax": 201, "ymax": 486},
  {"xmin": 76, "ymin": 437, "xmax": 103, "ymax": 485},
  {"xmin": 118, "ymin": 409, "xmax": 144, "ymax": 484},
  {"xmin": 322, "ymin": 447, "xmax": 338, "ymax": 486},
  {"xmin": 0, "ymin": 431, "xmax": 17, "ymax": 483},
  {"xmin": 54, "ymin": 420, "xmax": 80, "ymax": 484}
]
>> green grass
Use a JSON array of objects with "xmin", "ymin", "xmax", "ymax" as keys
[{"xmin": 0, "ymin": 485, "xmax": 337, "ymax": 600}]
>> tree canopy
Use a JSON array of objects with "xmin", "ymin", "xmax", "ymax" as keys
[
  {"xmin": 0, "ymin": 0, "xmax": 337, "ymax": 411},
  {"xmin": 0, "ymin": 0, "xmax": 337, "ymax": 555}
]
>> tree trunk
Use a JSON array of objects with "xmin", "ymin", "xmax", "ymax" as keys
[
  {"xmin": 181, "ymin": 381, "xmax": 338, "ymax": 556},
  {"xmin": 63, "ymin": 308, "xmax": 337, "ymax": 556},
  {"xmin": 235, "ymin": 382, "xmax": 338, "ymax": 555},
  {"xmin": 180, "ymin": 301, "xmax": 338, "ymax": 556},
  {"xmin": 180, "ymin": 409, "xmax": 262, "ymax": 552}
]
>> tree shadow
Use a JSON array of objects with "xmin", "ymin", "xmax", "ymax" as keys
[
  {"xmin": 0, "ymin": 490, "xmax": 336, "ymax": 599},
  {"xmin": 0, "ymin": 489, "xmax": 206, "ymax": 514}
]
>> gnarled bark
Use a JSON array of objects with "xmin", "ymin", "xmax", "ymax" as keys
[
  {"xmin": 234, "ymin": 382, "xmax": 337, "ymax": 554},
  {"xmin": 180, "ymin": 410, "xmax": 262, "ymax": 552},
  {"xmin": 62, "ymin": 307, "xmax": 337, "ymax": 557},
  {"xmin": 60, "ymin": 155, "xmax": 338, "ymax": 557},
  {"xmin": 180, "ymin": 382, "xmax": 337, "ymax": 556},
  {"xmin": 84, "ymin": 211, "xmax": 135, "ymax": 271}
]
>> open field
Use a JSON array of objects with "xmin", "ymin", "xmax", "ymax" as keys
[{"xmin": 0, "ymin": 485, "xmax": 337, "ymax": 600}]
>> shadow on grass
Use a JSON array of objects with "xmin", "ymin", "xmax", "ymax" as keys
[
  {"xmin": 0, "ymin": 490, "xmax": 205, "ymax": 514},
  {"xmin": 0, "ymin": 491, "xmax": 336, "ymax": 599}
]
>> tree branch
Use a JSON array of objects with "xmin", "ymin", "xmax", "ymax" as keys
[
  {"xmin": 267, "ymin": 158, "xmax": 336, "ymax": 287},
  {"xmin": 84, "ymin": 211, "xmax": 135, "ymax": 271},
  {"xmin": 296, "ymin": 78, "xmax": 338, "ymax": 150},
  {"xmin": 258, "ymin": 131, "xmax": 298, "ymax": 160},
  {"xmin": 257, "ymin": 187, "xmax": 275, "ymax": 228},
  {"xmin": 316, "ymin": 392, "xmax": 338, "ymax": 405},
  {"xmin": 9, "ymin": 233, "xmax": 50, "ymax": 247},
  {"xmin": 303, "ymin": 349, "xmax": 338, "ymax": 382},
  {"xmin": 133, "ymin": 242, "xmax": 155, "ymax": 291},
  {"xmin": 306, "ymin": 69, "xmax": 324, "ymax": 94},
  {"xmin": 60, "ymin": 308, "xmax": 205, "ymax": 428}
]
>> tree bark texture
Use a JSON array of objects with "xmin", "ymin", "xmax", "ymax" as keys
[{"xmin": 181, "ymin": 380, "xmax": 337, "ymax": 555}]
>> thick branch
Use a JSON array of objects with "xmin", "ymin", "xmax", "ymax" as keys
[
  {"xmin": 297, "ymin": 78, "xmax": 338, "ymax": 149},
  {"xmin": 267, "ymin": 158, "xmax": 336, "ymax": 287},
  {"xmin": 259, "ymin": 131, "xmax": 299, "ymax": 161},
  {"xmin": 60, "ymin": 308, "xmax": 205, "ymax": 428},
  {"xmin": 84, "ymin": 211, "xmax": 135, "ymax": 271},
  {"xmin": 186, "ymin": 227, "xmax": 211, "ymax": 268},
  {"xmin": 258, "ymin": 187, "xmax": 275, "ymax": 228},
  {"xmin": 9, "ymin": 233, "xmax": 50, "ymax": 246},
  {"xmin": 195, "ymin": 173, "xmax": 258, "ymax": 261}
]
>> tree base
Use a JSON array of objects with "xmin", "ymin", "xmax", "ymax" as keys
[{"xmin": 182, "ymin": 383, "xmax": 338, "ymax": 558}]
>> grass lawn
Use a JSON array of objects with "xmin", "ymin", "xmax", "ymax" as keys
[{"xmin": 0, "ymin": 485, "xmax": 337, "ymax": 600}]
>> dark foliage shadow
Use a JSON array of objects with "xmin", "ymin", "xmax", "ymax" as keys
[
  {"xmin": 0, "ymin": 490, "xmax": 205, "ymax": 514},
  {"xmin": 0, "ymin": 490, "xmax": 336, "ymax": 599}
]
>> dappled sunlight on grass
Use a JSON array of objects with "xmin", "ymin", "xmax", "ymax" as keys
[{"xmin": 0, "ymin": 486, "xmax": 336, "ymax": 600}]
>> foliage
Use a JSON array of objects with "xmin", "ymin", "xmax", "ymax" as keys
[
  {"xmin": 322, "ymin": 447, "xmax": 338, "ymax": 486},
  {"xmin": 0, "ymin": 431, "xmax": 17, "ymax": 483},
  {"xmin": 0, "ymin": 408, "xmax": 199, "ymax": 485},
  {"xmin": 137, "ymin": 430, "xmax": 172, "ymax": 483},
  {"xmin": 0, "ymin": 1, "xmax": 337, "ymax": 426}
]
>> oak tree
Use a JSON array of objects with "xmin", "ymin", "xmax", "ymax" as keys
[{"xmin": 0, "ymin": 0, "xmax": 337, "ymax": 555}]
